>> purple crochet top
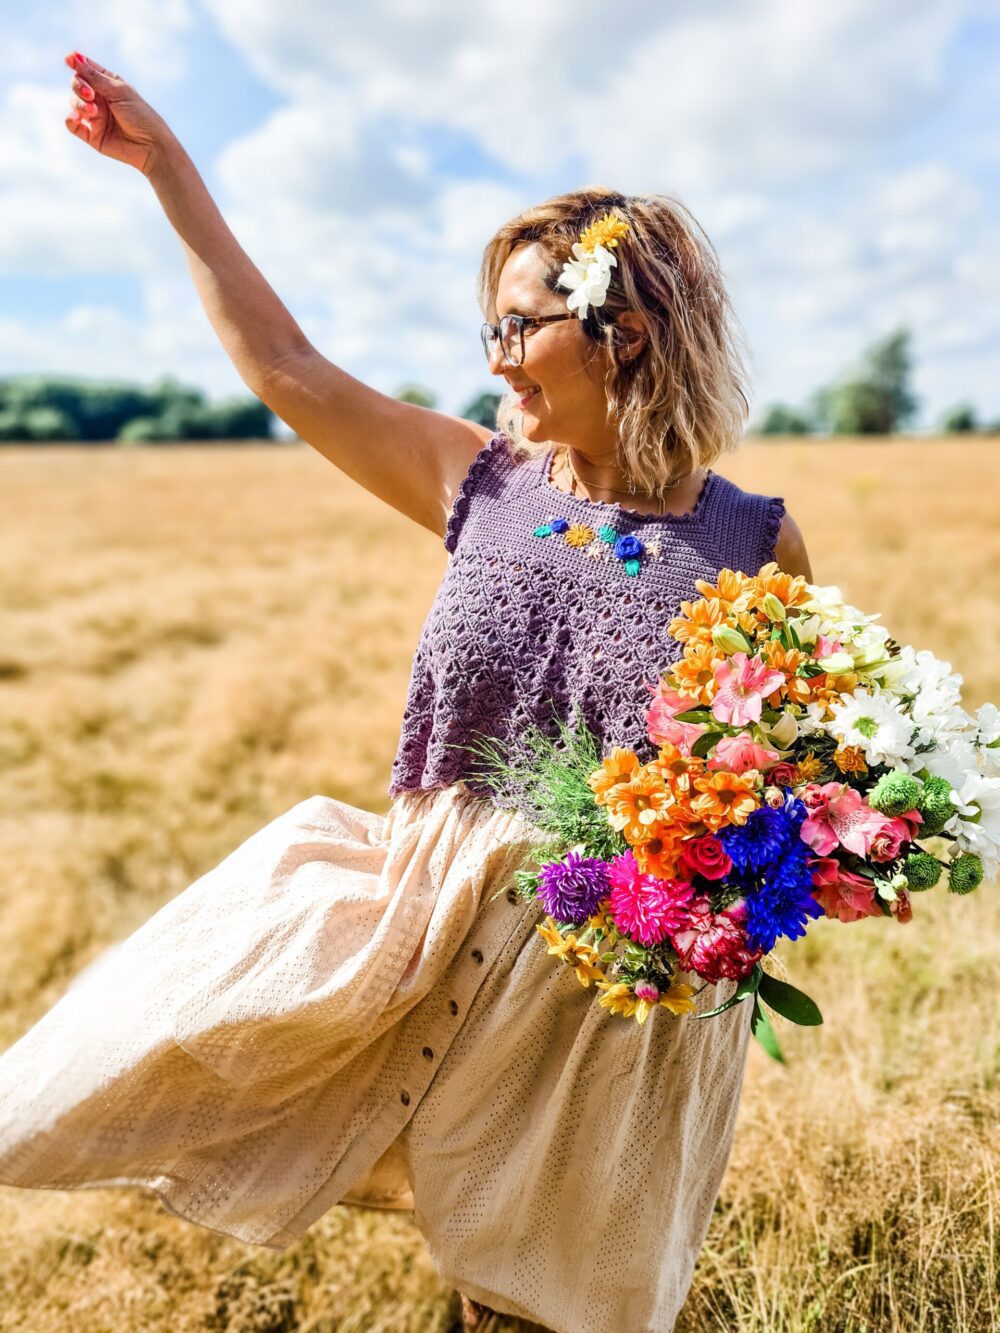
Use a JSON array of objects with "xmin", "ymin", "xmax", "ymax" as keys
[{"xmin": 388, "ymin": 432, "xmax": 785, "ymax": 805}]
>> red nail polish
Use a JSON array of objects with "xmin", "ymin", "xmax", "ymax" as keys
[{"xmin": 72, "ymin": 52, "xmax": 87, "ymax": 66}]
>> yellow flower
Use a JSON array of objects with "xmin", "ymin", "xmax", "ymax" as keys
[
  {"xmin": 578, "ymin": 211, "xmax": 630, "ymax": 253},
  {"xmin": 564, "ymin": 522, "xmax": 595, "ymax": 547},
  {"xmin": 658, "ymin": 981, "xmax": 697, "ymax": 1015},
  {"xmin": 833, "ymin": 745, "xmax": 868, "ymax": 775},
  {"xmin": 595, "ymin": 979, "xmax": 639, "ymax": 1019},
  {"xmin": 536, "ymin": 919, "xmax": 606, "ymax": 988},
  {"xmin": 588, "ymin": 747, "xmax": 642, "ymax": 803},
  {"xmin": 795, "ymin": 751, "xmax": 825, "ymax": 782}
]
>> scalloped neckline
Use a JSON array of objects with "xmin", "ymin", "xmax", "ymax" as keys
[{"xmin": 537, "ymin": 448, "xmax": 715, "ymax": 524}]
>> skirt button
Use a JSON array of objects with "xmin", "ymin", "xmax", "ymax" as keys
[
  {"xmin": 400, "ymin": 1090, "xmax": 410, "ymax": 1106},
  {"xmin": 471, "ymin": 948, "xmax": 484, "ymax": 964},
  {"xmin": 506, "ymin": 888, "xmax": 518, "ymax": 904},
  {"xmin": 422, "ymin": 1046, "xmax": 434, "ymax": 1060},
  {"xmin": 448, "ymin": 999, "xmax": 459, "ymax": 1015}
]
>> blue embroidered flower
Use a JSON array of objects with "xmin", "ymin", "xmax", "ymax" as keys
[
  {"xmin": 613, "ymin": 534, "xmax": 644, "ymax": 561},
  {"xmin": 550, "ymin": 517, "xmax": 570, "ymax": 533}
]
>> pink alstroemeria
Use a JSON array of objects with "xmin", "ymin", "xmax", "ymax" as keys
[
  {"xmin": 710, "ymin": 652, "xmax": 786, "ymax": 727},
  {"xmin": 800, "ymin": 781, "xmax": 889, "ymax": 857},
  {"xmin": 815, "ymin": 633, "xmax": 843, "ymax": 658},
  {"xmin": 708, "ymin": 731, "xmax": 782, "ymax": 775},
  {"xmin": 809, "ymin": 857, "xmax": 884, "ymax": 923},
  {"xmin": 646, "ymin": 679, "xmax": 708, "ymax": 753}
]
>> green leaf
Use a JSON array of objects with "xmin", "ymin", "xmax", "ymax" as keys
[
  {"xmin": 674, "ymin": 709, "xmax": 712, "ymax": 723},
  {"xmin": 695, "ymin": 962, "xmax": 763, "ymax": 1019},
  {"xmin": 751, "ymin": 996, "xmax": 786, "ymax": 1063},
  {"xmin": 691, "ymin": 730, "xmax": 723, "ymax": 759},
  {"xmin": 758, "ymin": 972, "xmax": 823, "ymax": 1026}
]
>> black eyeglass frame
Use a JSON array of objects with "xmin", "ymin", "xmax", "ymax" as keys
[{"xmin": 480, "ymin": 313, "xmax": 576, "ymax": 366}]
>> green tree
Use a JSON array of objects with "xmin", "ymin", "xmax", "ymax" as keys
[
  {"xmin": 940, "ymin": 402, "xmax": 978, "ymax": 433},
  {"xmin": 755, "ymin": 404, "xmax": 813, "ymax": 436},
  {"xmin": 810, "ymin": 327, "xmax": 919, "ymax": 435},
  {"xmin": 459, "ymin": 391, "xmax": 503, "ymax": 429},
  {"xmin": 394, "ymin": 383, "xmax": 437, "ymax": 408}
]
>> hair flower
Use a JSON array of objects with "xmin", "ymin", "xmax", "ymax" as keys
[{"xmin": 556, "ymin": 210, "xmax": 631, "ymax": 320}]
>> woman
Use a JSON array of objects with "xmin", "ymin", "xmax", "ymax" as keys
[{"xmin": 0, "ymin": 53, "xmax": 813, "ymax": 1333}]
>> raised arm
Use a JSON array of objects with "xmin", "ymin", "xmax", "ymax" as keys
[{"xmin": 62, "ymin": 51, "xmax": 491, "ymax": 536}]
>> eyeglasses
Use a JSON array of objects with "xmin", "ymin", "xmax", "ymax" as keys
[{"xmin": 480, "ymin": 313, "xmax": 576, "ymax": 366}]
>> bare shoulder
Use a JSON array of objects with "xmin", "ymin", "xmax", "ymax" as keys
[{"xmin": 773, "ymin": 508, "xmax": 813, "ymax": 581}]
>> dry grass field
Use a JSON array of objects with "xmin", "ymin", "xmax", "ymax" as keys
[{"xmin": 0, "ymin": 436, "xmax": 997, "ymax": 1331}]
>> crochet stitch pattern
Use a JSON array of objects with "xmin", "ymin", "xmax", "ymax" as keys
[{"xmin": 389, "ymin": 432, "xmax": 785, "ymax": 804}]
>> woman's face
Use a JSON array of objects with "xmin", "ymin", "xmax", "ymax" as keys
[{"xmin": 486, "ymin": 241, "xmax": 615, "ymax": 450}]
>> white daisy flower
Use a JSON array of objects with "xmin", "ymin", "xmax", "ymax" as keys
[{"xmin": 825, "ymin": 688, "xmax": 917, "ymax": 766}]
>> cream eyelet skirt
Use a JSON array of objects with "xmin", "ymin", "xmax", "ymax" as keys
[{"xmin": 0, "ymin": 780, "xmax": 752, "ymax": 1333}]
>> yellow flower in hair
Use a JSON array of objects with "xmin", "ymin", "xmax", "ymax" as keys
[
  {"xmin": 578, "ymin": 211, "xmax": 631, "ymax": 253},
  {"xmin": 557, "ymin": 210, "xmax": 631, "ymax": 320}
]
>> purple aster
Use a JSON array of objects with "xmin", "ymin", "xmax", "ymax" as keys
[{"xmin": 537, "ymin": 850, "xmax": 611, "ymax": 924}]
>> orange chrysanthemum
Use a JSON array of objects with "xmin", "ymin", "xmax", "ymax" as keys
[
  {"xmin": 690, "ymin": 770, "xmax": 761, "ymax": 830},
  {"xmin": 833, "ymin": 744, "xmax": 869, "ymax": 775},
  {"xmin": 760, "ymin": 640, "xmax": 812, "ymax": 705},
  {"xmin": 693, "ymin": 568, "xmax": 754, "ymax": 606},
  {"xmin": 588, "ymin": 747, "xmax": 642, "ymax": 804},
  {"xmin": 751, "ymin": 561, "xmax": 812, "ymax": 611},
  {"xmin": 671, "ymin": 642, "xmax": 723, "ymax": 705},
  {"xmin": 667, "ymin": 597, "xmax": 728, "ymax": 648},
  {"xmin": 605, "ymin": 770, "xmax": 673, "ymax": 841},
  {"xmin": 795, "ymin": 752, "xmax": 825, "ymax": 783},
  {"xmin": 651, "ymin": 742, "xmax": 706, "ymax": 793},
  {"xmin": 631, "ymin": 827, "xmax": 685, "ymax": 878}
]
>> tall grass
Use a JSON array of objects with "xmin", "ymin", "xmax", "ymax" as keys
[{"xmin": 0, "ymin": 438, "xmax": 997, "ymax": 1331}]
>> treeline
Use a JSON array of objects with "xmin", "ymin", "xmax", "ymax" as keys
[
  {"xmin": 0, "ymin": 374, "xmax": 504, "ymax": 444},
  {"xmin": 754, "ymin": 327, "xmax": 999, "ymax": 436}
]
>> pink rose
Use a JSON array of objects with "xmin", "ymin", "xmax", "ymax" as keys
[
  {"xmin": 769, "ymin": 761, "xmax": 799, "ymax": 787},
  {"xmin": 677, "ymin": 834, "xmax": 733, "ymax": 882},
  {"xmin": 869, "ymin": 815, "xmax": 915, "ymax": 863}
]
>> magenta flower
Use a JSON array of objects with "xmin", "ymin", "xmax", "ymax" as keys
[
  {"xmin": 711, "ymin": 652, "xmax": 786, "ymax": 726},
  {"xmin": 607, "ymin": 850, "xmax": 694, "ymax": 947},
  {"xmin": 800, "ymin": 782, "xmax": 889, "ymax": 857}
]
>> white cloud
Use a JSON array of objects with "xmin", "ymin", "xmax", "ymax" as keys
[{"xmin": 1, "ymin": 0, "xmax": 998, "ymax": 430}]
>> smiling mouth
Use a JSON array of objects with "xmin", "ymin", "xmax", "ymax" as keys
[{"xmin": 516, "ymin": 387, "xmax": 539, "ymax": 406}]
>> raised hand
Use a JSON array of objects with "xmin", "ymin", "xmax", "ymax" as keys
[{"xmin": 63, "ymin": 51, "xmax": 175, "ymax": 176}]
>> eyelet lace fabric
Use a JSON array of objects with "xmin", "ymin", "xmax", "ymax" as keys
[
  {"xmin": 0, "ymin": 437, "xmax": 787, "ymax": 1332},
  {"xmin": 389, "ymin": 431, "xmax": 786, "ymax": 802}
]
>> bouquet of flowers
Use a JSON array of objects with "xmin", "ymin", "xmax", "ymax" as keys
[{"xmin": 458, "ymin": 563, "xmax": 999, "ymax": 1061}]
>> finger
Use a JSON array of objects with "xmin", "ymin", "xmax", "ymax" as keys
[{"xmin": 71, "ymin": 76, "xmax": 97, "ymax": 102}]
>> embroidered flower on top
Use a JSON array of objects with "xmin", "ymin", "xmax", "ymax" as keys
[
  {"xmin": 532, "ymin": 517, "xmax": 659, "ymax": 576},
  {"xmin": 556, "ymin": 209, "xmax": 631, "ymax": 320}
]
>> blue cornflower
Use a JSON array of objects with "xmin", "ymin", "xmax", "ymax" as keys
[
  {"xmin": 744, "ymin": 844, "xmax": 824, "ymax": 953},
  {"xmin": 537, "ymin": 851, "xmax": 610, "ymax": 924},
  {"xmin": 719, "ymin": 803, "xmax": 793, "ymax": 872}
]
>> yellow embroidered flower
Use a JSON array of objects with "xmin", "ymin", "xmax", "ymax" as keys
[{"xmin": 563, "ymin": 522, "xmax": 596, "ymax": 548}]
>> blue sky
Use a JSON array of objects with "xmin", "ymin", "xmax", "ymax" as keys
[{"xmin": 2, "ymin": 0, "xmax": 999, "ymax": 434}]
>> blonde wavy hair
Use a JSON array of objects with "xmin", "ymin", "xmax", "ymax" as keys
[{"xmin": 477, "ymin": 186, "xmax": 753, "ymax": 498}]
